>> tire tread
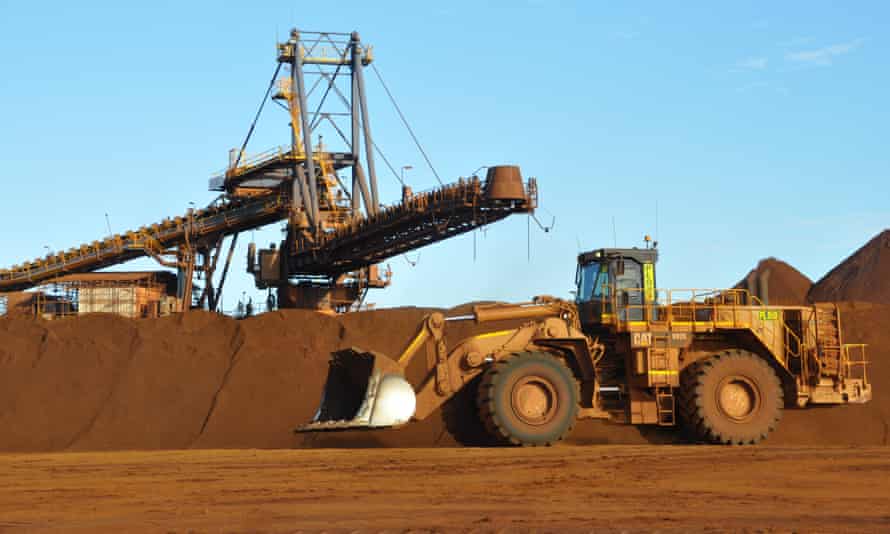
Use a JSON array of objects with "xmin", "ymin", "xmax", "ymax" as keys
[
  {"xmin": 477, "ymin": 351, "xmax": 579, "ymax": 447},
  {"xmin": 678, "ymin": 349, "xmax": 783, "ymax": 445}
]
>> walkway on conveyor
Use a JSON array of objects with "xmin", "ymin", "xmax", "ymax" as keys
[{"xmin": 0, "ymin": 194, "xmax": 289, "ymax": 293}]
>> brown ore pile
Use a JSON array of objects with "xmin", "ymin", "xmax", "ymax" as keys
[
  {"xmin": 809, "ymin": 229, "xmax": 890, "ymax": 304},
  {"xmin": 734, "ymin": 257, "xmax": 813, "ymax": 305},
  {"xmin": 0, "ymin": 230, "xmax": 888, "ymax": 451}
]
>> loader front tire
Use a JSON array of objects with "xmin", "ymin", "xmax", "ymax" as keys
[
  {"xmin": 441, "ymin": 374, "xmax": 498, "ymax": 446},
  {"xmin": 678, "ymin": 349, "xmax": 783, "ymax": 445},
  {"xmin": 477, "ymin": 351, "xmax": 579, "ymax": 446}
]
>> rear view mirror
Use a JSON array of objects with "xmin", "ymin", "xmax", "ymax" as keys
[{"xmin": 616, "ymin": 260, "xmax": 625, "ymax": 276}]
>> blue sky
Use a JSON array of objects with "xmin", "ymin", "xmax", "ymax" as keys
[{"xmin": 1, "ymin": 1, "xmax": 887, "ymax": 310}]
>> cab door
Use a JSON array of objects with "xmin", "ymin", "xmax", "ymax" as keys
[
  {"xmin": 576, "ymin": 261, "xmax": 611, "ymax": 330},
  {"xmin": 614, "ymin": 258, "xmax": 644, "ymax": 322}
]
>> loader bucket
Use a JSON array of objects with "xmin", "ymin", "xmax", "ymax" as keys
[{"xmin": 296, "ymin": 347, "xmax": 417, "ymax": 432}]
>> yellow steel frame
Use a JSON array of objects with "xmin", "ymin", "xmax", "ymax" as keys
[{"xmin": 601, "ymin": 286, "xmax": 808, "ymax": 367}]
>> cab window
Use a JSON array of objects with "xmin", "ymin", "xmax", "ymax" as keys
[
  {"xmin": 577, "ymin": 263, "xmax": 609, "ymax": 302},
  {"xmin": 593, "ymin": 267, "xmax": 609, "ymax": 298}
]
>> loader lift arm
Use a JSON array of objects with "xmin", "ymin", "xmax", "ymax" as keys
[{"xmin": 299, "ymin": 297, "xmax": 603, "ymax": 431}]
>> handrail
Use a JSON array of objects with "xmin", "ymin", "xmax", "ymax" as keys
[
  {"xmin": 211, "ymin": 142, "xmax": 348, "ymax": 182},
  {"xmin": 593, "ymin": 285, "xmax": 867, "ymax": 387},
  {"xmin": 603, "ymin": 285, "xmax": 806, "ymax": 365},
  {"xmin": 0, "ymin": 194, "xmax": 289, "ymax": 291},
  {"xmin": 604, "ymin": 286, "xmax": 763, "ymax": 323},
  {"xmin": 210, "ymin": 145, "xmax": 291, "ymax": 180},
  {"xmin": 841, "ymin": 344, "xmax": 869, "ymax": 383}
]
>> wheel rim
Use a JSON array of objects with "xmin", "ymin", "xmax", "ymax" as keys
[
  {"xmin": 716, "ymin": 375, "xmax": 761, "ymax": 422},
  {"xmin": 511, "ymin": 375, "xmax": 558, "ymax": 426}
]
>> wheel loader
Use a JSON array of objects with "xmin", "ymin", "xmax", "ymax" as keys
[{"xmin": 298, "ymin": 245, "xmax": 872, "ymax": 445}]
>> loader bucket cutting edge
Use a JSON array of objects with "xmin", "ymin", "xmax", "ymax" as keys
[{"xmin": 295, "ymin": 348, "xmax": 416, "ymax": 432}]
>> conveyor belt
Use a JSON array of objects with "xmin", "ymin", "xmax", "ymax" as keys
[
  {"xmin": 0, "ymin": 194, "xmax": 289, "ymax": 292},
  {"xmin": 1, "ymin": 177, "xmax": 534, "ymax": 293},
  {"xmin": 287, "ymin": 177, "xmax": 534, "ymax": 275}
]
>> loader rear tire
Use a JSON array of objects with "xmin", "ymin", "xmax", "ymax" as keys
[
  {"xmin": 678, "ymin": 349, "xmax": 783, "ymax": 445},
  {"xmin": 477, "ymin": 351, "xmax": 579, "ymax": 446}
]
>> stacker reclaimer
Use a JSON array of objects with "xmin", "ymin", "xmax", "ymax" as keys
[{"xmin": 0, "ymin": 29, "xmax": 536, "ymax": 314}]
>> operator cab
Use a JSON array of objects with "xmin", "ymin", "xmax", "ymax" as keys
[{"xmin": 575, "ymin": 247, "xmax": 658, "ymax": 332}]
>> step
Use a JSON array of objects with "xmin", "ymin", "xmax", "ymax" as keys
[{"xmin": 655, "ymin": 387, "xmax": 676, "ymax": 426}]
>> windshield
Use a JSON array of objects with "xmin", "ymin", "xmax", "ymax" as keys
[{"xmin": 576, "ymin": 262, "xmax": 609, "ymax": 303}]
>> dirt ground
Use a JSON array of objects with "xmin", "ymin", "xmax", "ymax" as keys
[{"xmin": 0, "ymin": 446, "xmax": 888, "ymax": 532}]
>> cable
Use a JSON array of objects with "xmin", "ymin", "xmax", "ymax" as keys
[
  {"xmin": 308, "ymin": 61, "xmax": 344, "ymax": 132},
  {"xmin": 372, "ymin": 140, "xmax": 404, "ymax": 186},
  {"xmin": 234, "ymin": 62, "xmax": 283, "ymax": 169},
  {"xmin": 370, "ymin": 63, "xmax": 443, "ymax": 186},
  {"xmin": 466, "ymin": 165, "xmax": 488, "ymax": 178}
]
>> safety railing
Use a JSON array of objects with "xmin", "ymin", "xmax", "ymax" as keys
[
  {"xmin": 315, "ymin": 175, "xmax": 523, "ymax": 242},
  {"xmin": 0, "ymin": 194, "xmax": 288, "ymax": 292},
  {"xmin": 841, "ymin": 344, "xmax": 869, "ymax": 383},
  {"xmin": 210, "ymin": 145, "xmax": 292, "ymax": 182},
  {"xmin": 608, "ymin": 287, "xmax": 763, "ymax": 325},
  {"xmin": 606, "ymin": 286, "xmax": 806, "ymax": 365},
  {"xmin": 785, "ymin": 321, "xmax": 808, "ymax": 377}
]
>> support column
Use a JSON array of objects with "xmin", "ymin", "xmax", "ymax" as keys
[
  {"xmin": 352, "ymin": 38, "xmax": 379, "ymax": 214},
  {"xmin": 177, "ymin": 247, "xmax": 195, "ymax": 313},
  {"xmin": 214, "ymin": 233, "xmax": 239, "ymax": 312},
  {"xmin": 289, "ymin": 34, "xmax": 311, "ymax": 227},
  {"xmin": 353, "ymin": 162, "xmax": 374, "ymax": 216},
  {"xmin": 292, "ymin": 29, "xmax": 320, "ymax": 226},
  {"xmin": 350, "ymin": 32, "xmax": 362, "ymax": 214}
]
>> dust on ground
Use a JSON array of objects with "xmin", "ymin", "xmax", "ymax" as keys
[{"xmin": 0, "ymin": 446, "xmax": 888, "ymax": 532}]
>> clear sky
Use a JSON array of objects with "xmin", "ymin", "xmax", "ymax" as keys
[{"xmin": 1, "ymin": 1, "xmax": 887, "ymax": 311}]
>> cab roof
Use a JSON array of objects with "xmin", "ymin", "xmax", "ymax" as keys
[{"xmin": 577, "ymin": 247, "xmax": 658, "ymax": 266}]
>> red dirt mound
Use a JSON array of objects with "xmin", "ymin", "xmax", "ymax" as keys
[
  {"xmin": 809, "ymin": 229, "xmax": 890, "ymax": 304},
  {"xmin": 734, "ymin": 257, "xmax": 813, "ymax": 306},
  {"xmin": 71, "ymin": 312, "xmax": 243, "ymax": 451},
  {"xmin": 0, "ymin": 315, "xmax": 136, "ymax": 451}
]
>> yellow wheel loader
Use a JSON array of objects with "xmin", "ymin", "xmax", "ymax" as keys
[{"xmin": 298, "ymin": 246, "xmax": 871, "ymax": 445}]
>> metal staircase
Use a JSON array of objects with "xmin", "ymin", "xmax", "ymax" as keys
[
  {"xmin": 649, "ymin": 334, "xmax": 676, "ymax": 426},
  {"xmin": 814, "ymin": 305, "xmax": 843, "ymax": 377}
]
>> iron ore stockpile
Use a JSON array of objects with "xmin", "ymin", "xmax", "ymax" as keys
[{"xmin": 1, "ymin": 230, "xmax": 889, "ymax": 452}]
